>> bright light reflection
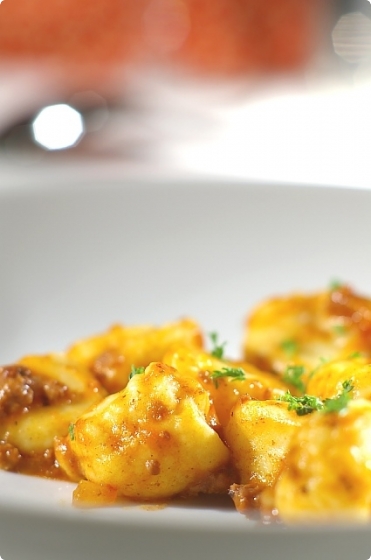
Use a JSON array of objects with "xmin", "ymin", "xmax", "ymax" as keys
[{"xmin": 32, "ymin": 104, "xmax": 84, "ymax": 150}]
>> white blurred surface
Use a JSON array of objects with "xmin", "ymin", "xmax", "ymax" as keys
[{"xmin": 153, "ymin": 75, "xmax": 371, "ymax": 189}]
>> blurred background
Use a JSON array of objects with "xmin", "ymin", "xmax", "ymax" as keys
[{"xmin": 0, "ymin": 0, "xmax": 370, "ymax": 187}]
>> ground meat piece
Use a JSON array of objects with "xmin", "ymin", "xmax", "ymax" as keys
[
  {"xmin": 0, "ymin": 364, "xmax": 71, "ymax": 418},
  {"xmin": 0, "ymin": 440, "xmax": 21, "ymax": 470},
  {"xmin": 229, "ymin": 482, "xmax": 261, "ymax": 511},
  {"xmin": 184, "ymin": 467, "xmax": 235, "ymax": 497},
  {"xmin": 91, "ymin": 350, "xmax": 126, "ymax": 393}
]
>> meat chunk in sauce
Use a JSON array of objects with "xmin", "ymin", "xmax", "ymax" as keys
[{"xmin": 0, "ymin": 364, "xmax": 71, "ymax": 418}]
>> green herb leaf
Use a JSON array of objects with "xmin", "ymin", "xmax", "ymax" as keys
[
  {"xmin": 322, "ymin": 379, "xmax": 354, "ymax": 413},
  {"xmin": 278, "ymin": 391, "xmax": 323, "ymax": 416},
  {"xmin": 329, "ymin": 279, "xmax": 343, "ymax": 291},
  {"xmin": 348, "ymin": 351, "xmax": 363, "ymax": 359},
  {"xmin": 209, "ymin": 332, "xmax": 226, "ymax": 359},
  {"xmin": 278, "ymin": 379, "xmax": 354, "ymax": 416},
  {"xmin": 333, "ymin": 325, "xmax": 347, "ymax": 336},
  {"xmin": 129, "ymin": 365, "xmax": 145, "ymax": 380},
  {"xmin": 211, "ymin": 367, "xmax": 246, "ymax": 388},
  {"xmin": 68, "ymin": 423, "xmax": 75, "ymax": 441},
  {"xmin": 280, "ymin": 339, "xmax": 298, "ymax": 357},
  {"xmin": 282, "ymin": 365, "xmax": 306, "ymax": 393}
]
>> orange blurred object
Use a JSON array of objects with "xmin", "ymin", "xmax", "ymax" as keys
[{"xmin": 0, "ymin": 0, "xmax": 326, "ymax": 80}]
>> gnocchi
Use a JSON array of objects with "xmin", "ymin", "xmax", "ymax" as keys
[{"xmin": 2, "ymin": 283, "xmax": 371, "ymax": 524}]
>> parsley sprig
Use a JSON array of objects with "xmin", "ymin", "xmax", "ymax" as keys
[
  {"xmin": 323, "ymin": 379, "xmax": 354, "ymax": 412},
  {"xmin": 278, "ymin": 379, "xmax": 354, "ymax": 416},
  {"xmin": 68, "ymin": 423, "xmax": 75, "ymax": 441},
  {"xmin": 210, "ymin": 367, "xmax": 246, "ymax": 388},
  {"xmin": 279, "ymin": 392, "xmax": 324, "ymax": 416},
  {"xmin": 209, "ymin": 332, "xmax": 226, "ymax": 359},
  {"xmin": 333, "ymin": 325, "xmax": 347, "ymax": 336},
  {"xmin": 129, "ymin": 365, "xmax": 145, "ymax": 380},
  {"xmin": 280, "ymin": 339, "xmax": 298, "ymax": 357},
  {"xmin": 348, "ymin": 351, "xmax": 363, "ymax": 359},
  {"xmin": 329, "ymin": 279, "xmax": 344, "ymax": 291}
]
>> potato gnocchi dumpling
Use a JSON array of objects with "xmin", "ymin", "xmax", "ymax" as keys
[
  {"xmin": 56, "ymin": 362, "xmax": 232, "ymax": 501},
  {"xmin": 244, "ymin": 284, "xmax": 371, "ymax": 378},
  {"xmin": 67, "ymin": 318, "xmax": 203, "ymax": 393},
  {"xmin": 2, "ymin": 282, "xmax": 371, "ymax": 524},
  {"xmin": 306, "ymin": 356, "xmax": 371, "ymax": 401},
  {"xmin": 273, "ymin": 399, "xmax": 371, "ymax": 522},
  {"xmin": 225, "ymin": 399, "xmax": 301, "ymax": 510},
  {"xmin": 0, "ymin": 353, "xmax": 106, "ymax": 475},
  {"xmin": 163, "ymin": 346, "xmax": 287, "ymax": 427}
]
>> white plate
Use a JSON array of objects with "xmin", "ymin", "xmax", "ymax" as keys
[{"xmin": 1, "ymin": 177, "xmax": 371, "ymax": 560}]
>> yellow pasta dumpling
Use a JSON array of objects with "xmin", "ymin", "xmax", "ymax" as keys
[
  {"xmin": 56, "ymin": 362, "xmax": 232, "ymax": 502},
  {"xmin": 0, "ymin": 353, "xmax": 106, "ymax": 475},
  {"xmin": 306, "ymin": 356, "xmax": 371, "ymax": 401},
  {"xmin": 274, "ymin": 399, "xmax": 371, "ymax": 522},
  {"xmin": 244, "ymin": 284, "xmax": 371, "ymax": 379},
  {"xmin": 163, "ymin": 346, "xmax": 287, "ymax": 427},
  {"xmin": 224, "ymin": 399, "xmax": 301, "ymax": 511},
  {"xmin": 3, "ymin": 281, "xmax": 371, "ymax": 521},
  {"xmin": 67, "ymin": 318, "xmax": 203, "ymax": 393}
]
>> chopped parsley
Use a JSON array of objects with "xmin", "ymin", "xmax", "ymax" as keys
[
  {"xmin": 68, "ymin": 423, "xmax": 75, "ymax": 441},
  {"xmin": 333, "ymin": 325, "xmax": 347, "ymax": 336},
  {"xmin": 348, "ymin": 351, "xmax": 363, "ymax": 359},
  {"xmin": 323, "ymin": 379, "xmax": 354, "ymax": 413},
  {"xmin": 282, "ymin": 365, "xmax": 306, "ymax": 394},
  {"xmin": 280, "ymin": 339, "xmax": 298, "ymax": 357},
  {"xmin": 211, "ymin": 367, "xmax": 246, "ymax": 388},
  {"xmin": 329, "ymin": 279, "xmax": 344, "ymax": 291},
  {"xmin": 278, "ymin": 379, "xmax": 354, "ymax": 416},
  {"xmin": 209, "ymin": 331, "xmax": 226, "ymax": 360},
  {"xmin": 279, "ymin": 392, "xmax": 323, "ymax": 416},
  {"xmin": 129, "ymin": 365, "xmax": 145, "ymax": 380}
]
